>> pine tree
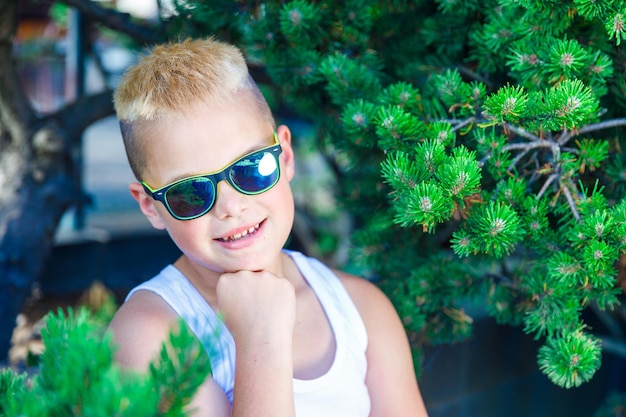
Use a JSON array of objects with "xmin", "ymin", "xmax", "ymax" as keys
[
  {"xmin": 163, "ymin": 0, "xmax": 626, "ymax": 391},
  {"xmin": 0, "ymin": 308, "xmax": 211, "ymax": 416}
]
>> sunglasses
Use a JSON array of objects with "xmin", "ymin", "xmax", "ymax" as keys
[{"xmin": 142, "ymin": 132, "xmax": 282, "ymax": 220}]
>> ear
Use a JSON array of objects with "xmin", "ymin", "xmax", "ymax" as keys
[
  {"xmin": 276, "ymin": 124, "xmax": 296, "ymax": 181},
  {"xmin": 129, "ymin": 182, "xmax": 167, "ymax": 230}
]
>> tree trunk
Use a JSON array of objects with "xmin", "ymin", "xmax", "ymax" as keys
[
  {"xmin": 0, "ymin": 0, "xmax": 76, "ymax": 361},
  {"xmin": 0, "ymin": 0, "xmax": 119, "ymax": 360}
]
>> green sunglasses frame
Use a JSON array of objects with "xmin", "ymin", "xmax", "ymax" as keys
[{"xmin": 142, "ymin": 132, "xmax": 282, "ymax": 220}]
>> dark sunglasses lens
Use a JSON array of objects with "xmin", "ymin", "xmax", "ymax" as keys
[
  {"xmin": 165, "ymin": 177, "xmax": 215, "ymax": 219},
  {"xmin": 230, "ymin": 151, "xmax": 280, "ymax": 193}
]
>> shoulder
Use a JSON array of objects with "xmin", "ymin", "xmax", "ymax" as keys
[
  {"xmin": 111, "ymin": 289, "xmax": 179, "ymax": 328},
  {"xmin": 109, "ymin": 290, "xmax": 233, "ymax": 415},
  {"xmin": 333, "ymin": 270, "xmax": 407, "ymax": 350},
  {"xmin": 334, "ymin": 270, "xmax": 398, "ymax": 322},
  {"xmin": 108, "ymin": 290, "xmax": 181, "ymax": 371}
]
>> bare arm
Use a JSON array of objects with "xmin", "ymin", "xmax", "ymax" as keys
[
  {"xmin": 340, "ymin": 273, "xmax": 429, "ymax": 417},
  {"xmin": 108, "ymin": 291, "xmax": 231, "ymax": 416},
  {"xmin": 216, "ymin": 270, "xmax": 297, "ymax": 417}
]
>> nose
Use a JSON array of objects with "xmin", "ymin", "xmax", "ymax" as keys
[{"xmin": 211, "ymin": 180, "xmax": 249, "ymax": 218}]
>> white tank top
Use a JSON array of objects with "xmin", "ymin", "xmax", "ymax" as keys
[{"xmin": 126, "ymin": 250, "xmax": 371, "ymax": 417}]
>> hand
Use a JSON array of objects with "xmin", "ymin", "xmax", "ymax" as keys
[{"xmin": 216, "ymin": 270, "xmax": 296, "ymax": 349}]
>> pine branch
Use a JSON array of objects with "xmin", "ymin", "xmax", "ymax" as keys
[
  {"xmin": 561, "ymin": 147, "xmax": 579, "ymax": 155},
  {"xmin": 537, "ymin": 173, "xmax": 559, "ymax": 199},
  {"xmin": 525, "ymin": 152, "xmax": 542, "ymax": 181},
  {"xmin": 502, "ymin": 140, "xmax": 558, "ymax": 154},
  {"xmin": 506, "ymin": 148, "xmax": 532, "ymax": 172},
  {"xmin": 479, "ymin": 137, "xmax": 560, "ymax": 167},
  {"xmin": 502, "ymin": 122, "xmax": 541, "ymax": 142},
  {"xmin": 560, "ymin": 180, "xmax": 582, "ymax": 222},
  {"xmin": 558, "ymin": 118, "xmax": 626, "ymax": 145},
  {"xmin": 450, "ymin": 117, "xmax": 476, "ymax": 133}
]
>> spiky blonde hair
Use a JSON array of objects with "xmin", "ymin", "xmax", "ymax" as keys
[
  {"xmin": 113, "ymin": 37, "xmax": 274, "ymax": 179},
  {"xmin": 114, "ymin": 37, "xmax": 251, "ymax": 122}
]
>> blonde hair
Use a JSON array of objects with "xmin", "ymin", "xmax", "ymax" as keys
[{"xmin": 114, "ymin": 37, "xmax": 274, "ymax": 178}]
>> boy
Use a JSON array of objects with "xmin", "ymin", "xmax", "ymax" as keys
[{"xmin": 109, "ymin": 37, "xmax": 429, "ymax": 417}]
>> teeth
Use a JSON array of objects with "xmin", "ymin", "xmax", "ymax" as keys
[{"xmin": 223, "ymin": 224, "xmax": 260, "ymax": 241}]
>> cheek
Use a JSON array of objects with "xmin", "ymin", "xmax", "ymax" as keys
[
  {"xmin": 165, "ymin": 219, "xmax": 206, "ymax": 252},
  {"xmin": 269, "ymin": 182, "xmax": 295, "ymax": 220}
]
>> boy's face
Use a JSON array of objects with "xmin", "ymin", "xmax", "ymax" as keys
[{"xmin": 130, "ymin": 96, "xmax": 296, "ymax": 276}]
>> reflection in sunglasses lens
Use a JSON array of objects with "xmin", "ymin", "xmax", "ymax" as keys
[
  {"xmin": 168, "ymin": 178, "xmax": 214, "ymax": 218},
  {"xmin": 231, "ymin": 152, "xmax": 278, "ymax": 192}
]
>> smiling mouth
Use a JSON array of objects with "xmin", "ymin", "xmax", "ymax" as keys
[{"xmin": 218, "ymin": 223, "xmax": 261, "ymax": 242}]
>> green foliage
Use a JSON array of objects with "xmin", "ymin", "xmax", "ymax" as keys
[
  {"xmin": 169, "ymin": 0, "xmax": 626, "ymax": 391},
  {"xmin": 452, "ymin": 201, "xmax": 525, "ymax": 257},
  {"xmin": 149, "ymin": 324, "xmax": 212, "ymax": 416},
  {"xmin": 381, "ymin": 141, "xmax": 481, "ymax": 232},
  {"xmin": 538, "ymin": 329, "xmax": 602, "ymax": 389},
  {"xmin": 0, "ymin": 308, "xmax": 211, "ymax": 417},
  {"xmin": 0, "ymin": 370, "xmax": 26, "ymax": 416}
]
